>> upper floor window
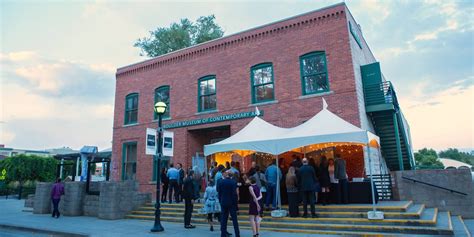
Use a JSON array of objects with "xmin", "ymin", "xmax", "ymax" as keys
[
  {"xmin": 198, "ymin": 76, "xmax": 217, "ymax": 112},
  {"xmin": 251, "ymin": 63, "xmax": 274, "ymax": 103},
  {"xmin": 154, "ymin": 86, "xmax": 170, "ymax": 119},
  {"xmin": 124, "ymin": 93, "xmax": 139, "ymax": 125},
  {"xmin": 300, "ymin": 52, "xmax": 329, "ymax": 95}
]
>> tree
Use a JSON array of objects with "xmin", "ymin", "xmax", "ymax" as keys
[
  {"xmin": 414, "ymin": 148, "xmax": 443, "ymax": 169},
  {"xmin": 439, "ymin": 148, "xmax": 474, "ymax": 166},
  {"xmin": 0, "ymin": 154, "xmax": 57, "ymax": 198},
  {"xmin": 134, "ymin": 15, "xmax": 224, "ymax": 57}
]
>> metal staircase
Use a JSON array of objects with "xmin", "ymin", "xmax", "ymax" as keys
[{"xmin": 362, "ymin": 62, "xmax": 415, "ymax": 171}]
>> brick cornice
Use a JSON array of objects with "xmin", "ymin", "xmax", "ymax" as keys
[{"xmin": 116, "ymin": 4, "xmax": 346, "ymax": 77}]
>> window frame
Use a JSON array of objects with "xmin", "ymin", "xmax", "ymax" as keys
[
  {"xmin": 197, "ymin": 75, "xmax": 217, "ymax": 112},
  {"xmin": 154, "ymin": 86, "xmax": 170, "ymax": 120},
  {"xmin": 121, "ymin": 141, "xmax": 137, "ymax": 181},
  {"xmin": 124, "ymin": 93, "xmax": 139, "ymax": 125},
  {"xmin": 250, "ymin": 63, "xmax": 275, "ymax": 104},
  {"xmin": 299, "ymin": 52, "xmax": 330, "ymax": 95}
]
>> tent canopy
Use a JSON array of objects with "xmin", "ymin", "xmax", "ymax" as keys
[{"xmin": 204, "ymin": 98, "xmax": 380, "ymax": 156}]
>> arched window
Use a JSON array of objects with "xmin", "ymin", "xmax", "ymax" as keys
[
  {"xmin": 251, "ymin": 63, "xmax": 274, "ymax": 103},
  {"xmin": 198, "ymin": 75, "xmax": 217, "ymax": 112},
  {"xmin": 124, "ymin": 93, "xmax": 139, "ymax": 125},
  {"xmin": 299, "ymin": 52, "xmax": 329, "ymax": 95},
  {"xmin": 154, "ymin": 86, "xmax": 170, "ymax": 119}
]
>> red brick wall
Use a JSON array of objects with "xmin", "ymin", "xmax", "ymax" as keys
[{"xmin": 112, "ymin": 4, "xmax": 362, "ymax": 194}]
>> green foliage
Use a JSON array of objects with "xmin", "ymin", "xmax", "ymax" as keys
[
  {"xmin": 414, "ymin": 148, "xmax": 443, "ymax": 169},
  {"xmin": 0, "ymin": 154, "xmax": 57, "ymax": 184},
  {"xmin": 134, "ymin": 15, "xmax": 224, "ymax": 57},
  {"xmin": 439, "ymin": 148, "xmax": 474, "ymax": 166}
]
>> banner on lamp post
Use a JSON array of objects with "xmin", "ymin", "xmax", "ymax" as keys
[{"xmin": 146, "ymin": 128, "xmax": 173, "ymax": 158}]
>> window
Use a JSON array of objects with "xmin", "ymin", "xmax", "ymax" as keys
[
  {"xmin": 251, "ymin": 63, "xmax": 274, "ymax": 103},
  {"xmin": 154, "ymin": 86, "xmax": 170, "ymax": 119},
  {"xmin": 198, "ymin": 76, "xmax": 217, "ymax": 112},
  {"xmin": 300, "ymin": 52, "xmax": 329, "ymax": 95},
  {"xmin": 349, "ymin": 21, "xmax": 362, "ymax": 49},
  {"xmin": 122, "ymin": 142, "xmax": 137, "ymax": 181},
  {"xmin": 124, "ymin": 93, "xmax": 139, "ymax": 125}
]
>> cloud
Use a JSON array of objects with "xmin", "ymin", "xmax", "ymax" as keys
[
  {"xmin": 399, "ymin": 82, "xmax": 474, "ymax": 150},
  {"xmin": 1, "ymin": 51, "xmax": 115, "ymax": 149}
]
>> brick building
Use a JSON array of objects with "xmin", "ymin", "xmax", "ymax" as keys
[{"xmin": 112, "ymin": 3, "xmax": 414, "ymax": 194}]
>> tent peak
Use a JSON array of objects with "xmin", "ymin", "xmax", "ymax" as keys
[
  {"xmin": 255, "ymin": 106, "xmax": 261, "ymax": 116},
  {"xmin": 322, "ymin": 98, "xmax": 328, "ymax": 110}
]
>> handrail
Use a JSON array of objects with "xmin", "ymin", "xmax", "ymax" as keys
[
  {"xmin": 402, "ymin": 176, "xmax": 467, "ymax": 195},
  {"xmin": 363, "ymin": 81, "xmax": 399, "ymax": 108}
]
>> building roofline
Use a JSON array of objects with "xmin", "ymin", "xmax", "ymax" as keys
[{"xmin": 117, "ymin": 2, "xmax": 346, "ymax": 74}]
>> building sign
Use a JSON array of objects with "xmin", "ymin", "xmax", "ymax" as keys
[
  {"xmin": 349, "ymin": 21, "xmax": 362, "ymax": 49},
  {"xmin": 163, "ymin": 110, "xmax": 264, "ymax": 129},
  {"xmin": 146, "ymin": 128, "xmax": 174, "ymax": 157}
]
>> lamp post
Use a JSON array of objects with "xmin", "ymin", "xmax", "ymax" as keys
[{"xmin": 151, "ymin": 101, "xmax": 167, "ymax": 232}]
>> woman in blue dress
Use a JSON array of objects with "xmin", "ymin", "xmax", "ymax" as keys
[{"xmin": 203, "ymin": 180, "xmax": 220, "ymax": 231}]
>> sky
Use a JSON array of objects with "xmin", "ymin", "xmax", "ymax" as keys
[{"xmin": 0, "ymin": 0, "xmax": 473, "ymax": 152}]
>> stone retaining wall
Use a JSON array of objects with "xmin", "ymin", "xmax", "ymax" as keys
[
  {"xmin": 392, "ymin": 169, "xmax": 474, "ymax": 218},
  {"xmin": 33, "ymin": 181, "xmax": 151, "ymax": 220}
]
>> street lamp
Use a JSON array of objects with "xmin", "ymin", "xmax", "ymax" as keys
[{"xmin": 151, "ymin": 101, "xmax": 167, "ymax": 232}]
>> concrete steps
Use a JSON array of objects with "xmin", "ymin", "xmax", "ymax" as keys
[{"xmin": 125, "ymin": 201, "xmax": 467, "ymax": 236}]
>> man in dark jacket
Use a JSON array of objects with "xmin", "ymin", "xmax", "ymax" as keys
[
  {"xmin": 177, "ymin": 163, "xmax": 185, "ymax": 202},
  {"xmin": 217, "ymin": 170, "xmax": 239, "ymax": 237},
  {"xmin": 182, "ymin": 170, "xmax": 196, "ymax": 228},
  {"xmin": 334, "ymin": 154, "xmax": 349, "ymax": 204},
  {"xmin": 297, "ymin": 158, "xmax": 318, "ymax": 218}
]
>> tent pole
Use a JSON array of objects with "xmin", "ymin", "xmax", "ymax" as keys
[
  {"xmin": 367, "ymin": 143, "xmax": 376, "ymax": 213},
  {"xmin": 275, "ymin": 154, "xmax": 281, "ymax": 210}
]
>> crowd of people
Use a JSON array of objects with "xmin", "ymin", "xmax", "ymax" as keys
[{"xmin": 158, "ymin": 154, "xmax": 349, "ymax": 237}]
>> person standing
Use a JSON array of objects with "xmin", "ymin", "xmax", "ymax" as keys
[
  {"xmin": 161, "ymin": 167, "xmax": 169, "ymax": 203},
  {"xmin": 192, "ymin": 165, "xmax": 202, "ymax": 202},
  {"xmin": 204, "ymin": 180, "xmax": 221, "ymax": 232},
  {"xmin": 248, "ymin": 176, "xmax": 262, "ymax": 237},
  {"xmin": 248, "ymin": 161, "xmax": 257, "ymax": 176},
  {"xmin": 50, "ymin": 178, "xmax": 65, "ymax": 218},
  {"xmin": 264, "ymin": 160, "xmax": 281, "ymax": 211},
  {"xmin": 252, "ymin": 166, "xmax": 266, "ymax": 216},
  {"xmin": 286, "ymin": 166, "xmax": 299, "ymax": 217},
  {"xmin": 328, "ymin": 158, "xmax": 339, "ymax": 204},
  {"xmin": 298, "ymin": 158, "xmax": 318, "ymax": 218},
  {"xmin": 334, "ymin": 154, "xmax": 349, "ymax": 204},
  {"xmin": 167, "ymin": 163, "xmax": 180, "ymax": 203},
  {"xmin": 183, "ymin": 170, "xmax": 196, "ymax": 229},
  {"xmin": 178, "ymin": 163, "xmax": 185, "ymax": 203},
  {"xmin": 217, "ymin": 170, "xmax": 240, "ymax": 237},
  {"xmin": 318, "ymin": 156, "xmax": 331, "ymax": 205}
]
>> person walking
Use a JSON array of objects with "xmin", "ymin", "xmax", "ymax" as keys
[
  {"xmin": 248, "ymin": 176, "xmax": 262, "ymax": 237},
  {"xmin": 298, "ymin": 158, "xmax": 319, "ymax": 218},
  {"xmin": 183, "ymin": 170, "xmax": 196, "ymax": 229},
  {"xmin": 217, "ymin": 170, "xmax": 240, "ymax": 237},
  {"xmin": 334, "ymin": 154, "xmax": 349, "ymax": 204},
  {"xmin": 264, "ymin": 160, "xmax": 281, "ymax": 211},
  {"xmin": 50, "ymin": 178, "xmax": 65, "ymax": 218},
  {"xmin": 204, "ymin": 180, "xmax": 221, "ymax": 232},
  {"xmin": 319, "ymin": 156, "xmax": 331, "ymax": 205},
  {"xmin": 286, "ymin": 166, "xmax": 300, "ymax": 217},
  {"xmin": 161, "ymin": 167, "xmax": 169, "ymax": 203},
  {"xmin": 167, "ymin": 163, "xmax": 180, "ymax": 203}
]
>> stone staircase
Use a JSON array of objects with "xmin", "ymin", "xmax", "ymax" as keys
[{"xmin": 126, "ymin": 200, "xmax": 471, "ymax": 236}]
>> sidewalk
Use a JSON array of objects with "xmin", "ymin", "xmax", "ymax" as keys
[{"xmin": 0, "ymin": 199, "xmax": 333, "ymax": 237}]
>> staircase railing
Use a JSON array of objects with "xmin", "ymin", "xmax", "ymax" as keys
[
  {"xmin": 363, "ymin": 81, "xmax": 399, "ymax": 107},
  {"xmin": 402, "ymin": 176, "xmax": 467, "ymax": 195}
]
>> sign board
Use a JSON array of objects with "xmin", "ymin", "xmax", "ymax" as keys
[
  {"xmin": 146, "ymin": 128, "xmax": 174, "ymax": 158},
  {"xmin": 163, "ymin": 110, "xmax": 263, "ymax": 129}
]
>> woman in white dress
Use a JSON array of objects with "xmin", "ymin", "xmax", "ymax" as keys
[{"xmin": 203, "ymin": 180, "xmax": 221, "ymax": 231}]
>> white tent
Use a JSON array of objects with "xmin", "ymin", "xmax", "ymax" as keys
[{"xmin": 204, "ymin": 99, "xmax": 380, "ymax": 156}]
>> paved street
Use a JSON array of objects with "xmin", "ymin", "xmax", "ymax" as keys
[{"xmin": 0, "ymin": 199, "xmax": 335, "ymax": 237}]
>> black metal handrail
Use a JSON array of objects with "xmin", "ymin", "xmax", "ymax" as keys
[{"xmin": 402, "ymin": 176, "xmax": 467, "ymax": 195}]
